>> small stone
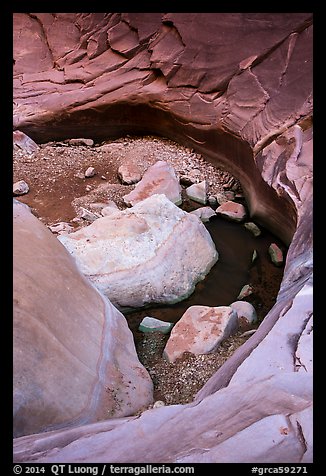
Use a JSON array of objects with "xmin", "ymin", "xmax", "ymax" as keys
[
  {"xmin": 207, "ymin": 196, "xmax": 217, "ymax": 206},
  {"xmin": 67, "ymin": 138, "xmax": 94, "ymax": 147},
  {"xmin": 13, "ymin": 180, "xmax": 29, "ymax": 196},
  {"xmin": 237, "ymin": 284, "xmax": 253, "ymax": 300},
  {"xmin": 85, "ymin": 185, "xmax": 92, "ymax": 192},
  {"xmin": 139, "ymin": 317, "xmax": 173, "ymax": 334},
  {"xmin": 180, "ymin": 175, "xmax": 195, "ymax": 186},
  {"xmin": 252, "ymin": 249, "xmax": 258, "ymax": 263},
  {"xmin": 118, "ymin": 163, "xmax": 142, "ymax": 185},
  {"xmin": 244, "ymin": 222, "xmax": 261, "ymax": 237},
  {"xmin": 153, "ymin": 400, "xmax": 166, "ymax": 408},
  {"xmin": 78, "ymin": 208, "xmax": 100, "ymax": 222},
  {"xmin": 190, "ymin": 206, "xmax": 216, "ymax": 222},
  {"xmin": 186, "ymin": 180, "xmax": 207, "ymax": 204},
  {"xmin": 74, "ymin": 172, "xmax": 85, "ymax": 180},
  {"xmin": 269, "ymin": 243, "xmax": 284, "ymax": 266},
  {"xmin": 240, "ymin": 329, "xmax": 257, "ymax": 338},
  {"xmin": 215, "ymin": 201, "xmax": 247, "ymax": 222},
  {"xmin": 48, "ymin": 222, "xmax": 73, "ymax": 234},
  {"xmin": 85, "ymin": 166, "xmax": 96, "ymax": 178},
  {"xmin": 224, "ymin": 190, "xmax": 235, "ymax": 201},
  {"xmin": 101, "ymin": 175, "xmax": 107, "ymax": 180}
]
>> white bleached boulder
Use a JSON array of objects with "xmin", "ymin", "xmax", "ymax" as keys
[
  {"xmin": 59, "ymin": 194, "xmax": 218, "ymax": 309},
  {"xmin": 163, "ymin": 305, "xmax": 238, "ymax": 363}
]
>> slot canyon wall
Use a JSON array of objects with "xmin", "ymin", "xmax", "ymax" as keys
[{"xmin": 13, "ymin": 13, "xmax": 313, "ymax": 463}]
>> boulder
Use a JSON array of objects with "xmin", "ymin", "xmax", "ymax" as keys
[
  {"xmin": 215, "ymin": 201, "xmax": 247, "ymax": 222},
  {"xmin": 185, "ymin": 180, "xmax": 207, "ymax": 204},
  {"xmin": 269, "ymin": 243, "xmax": 284, "ymax": 266},
  {"xmin": 59, "ymin": 194, "xmax": 218, "ymax": 309},
  {"xmin": 163, "ymin": 306, "xmax": 238, "ymax": 363},
  {"xmin": 118, "ymin": 163, "xmax": 142, "ymax": 185},
  {"xmin": 139, "ymin": 317, "xmax": 173, "ymax": 334},
  {"xmin": 123, "ymin": 161, "xmax": 182, "ymax": 206},
  {"xmin": 13, "ymin": 200, "xmax": 153, "ymax": 438},
  {"xmin": 230, "ymin": 301, "xmax": 258, "ymax": 330}
]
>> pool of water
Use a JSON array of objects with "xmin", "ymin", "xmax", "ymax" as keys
[{"xmin": 125, "ymin": 211, "xmax": 286, "ymax": 345}]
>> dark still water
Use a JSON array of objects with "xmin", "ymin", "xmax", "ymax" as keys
[{"xmin": 125, "ymin": 214, "xmax": 286, "ymax": 344}]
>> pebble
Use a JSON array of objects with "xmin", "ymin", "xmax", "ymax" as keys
[
  {"xmin": 85, "ymin": 166, "xmax": 96, "ymax": 178},
  {"xmin": 237, "ymin": 284, "xmax": 254, "ymax": 300},
  {"xmin": 269, "ymin": 243, "xmax": 284, "ymax": 266},
  {"xmin": 244, "ymin": 222, "xmax": 261, "ymax": 237}
]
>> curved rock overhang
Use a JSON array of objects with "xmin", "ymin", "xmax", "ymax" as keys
[{"xmin": 13, "ymin": 12, "xmax": 313, "ymax": 463}]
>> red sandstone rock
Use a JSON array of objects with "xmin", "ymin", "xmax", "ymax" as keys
[
  {"xmin": 216, "ymin": 201, "xmax": 247, "ymax": 222},
  {"xmin": 13, "ymin": 13, "xmax": 313, "ymax": 463},
  {"xmin": 164, "ymin": 306, "xmax": 238, "ymax": 363}
]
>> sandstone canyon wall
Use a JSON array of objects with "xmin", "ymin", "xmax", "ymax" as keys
[{"xmin": 13, "ymin": 13, "xmax": 313, "ymax": 463}]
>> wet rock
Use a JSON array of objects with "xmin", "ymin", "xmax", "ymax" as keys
[
  {"xmin": 118, "ymin": 163, "xmax": 142, "ymax": 185},
  {"xmin": 13, "ymin": 200, "xmax": 153, "ymax": 438},
  {"xmin": 84, "ymin": 166, "xmax": 96, "ymax": 178},
  {"xmin": 189, "ymin": 206, "xmax": 216, "ymax": 222},
  {"xmin": 163, "ymin": 305, "xmax": 238, "ymax": 363},
  {"xmin": 139, "ymin": 317, "xmax": 173, "ymax": 334},
  {"xmin": 185, "ymin": 180, "xmax": 207, "ymax": 205},
  {"xmin": 67, "ymin": 138, "xmax": 94, "ymax": 147},
  {"xmin": 59, "ymin": 194, "xmax": 218, "ymax": 309},
  {"xmin": 244, "ymin": 221, "xmax": 261, "ymax": 237},
  {"xmin": 230, "ymin": 301, "xmax": 257, "ymax": 330},
  {"xmin": 252, "ymin": 249, "xmax": 258, "ymax": 263},
  {"xmin": 13, "ymin": 130, "xmax": 39, "ymax": 154},
  {"xmin": 215, "ymin": 201, "xmax": 247, "ymax": 222},
  {"xmin": 123, "ymin": 161, "xmax": 182, "ymax": 206},
  {"xmin": 13, "ymin": 180, "xmax": 29, "ymax": 196},
  {"xmin": 237, "ymin": 284, "xmax": 254, "ymax": 300},
  {"xmin": 269, "ymin": 243, "xmax": 284, "ymax": 266}
]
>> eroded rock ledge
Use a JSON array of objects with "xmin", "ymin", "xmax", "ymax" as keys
[{"xmin": 13, "ymin": 13, "xmax": 312, "ymax": 463}]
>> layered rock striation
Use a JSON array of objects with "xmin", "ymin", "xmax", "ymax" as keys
[{"xmin": 13, "ymin": 13, "xmax": 313, "ymax": 463}]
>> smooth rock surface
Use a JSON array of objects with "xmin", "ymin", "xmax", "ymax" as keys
[
  {"xmin": 123, "ymin": 160, "xmax": 182, "ymax": 206},
  {"xmin": 163, "ymin": 306, "xmax": 238, "ymax": 363},
  {"xmin": 59, "ymin": 194, "xmax": 218, "ymax": 309},
  {"xmin": 215, "ymin": 201, "xmax": 247, "ymax": 222},
  {"xmin": 139, "ymin": 317, "xmax": 173, "ymax": 334},
  {"xmin": 13, "ymin": 200, "xmax": 153, "ymax": 438}
]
